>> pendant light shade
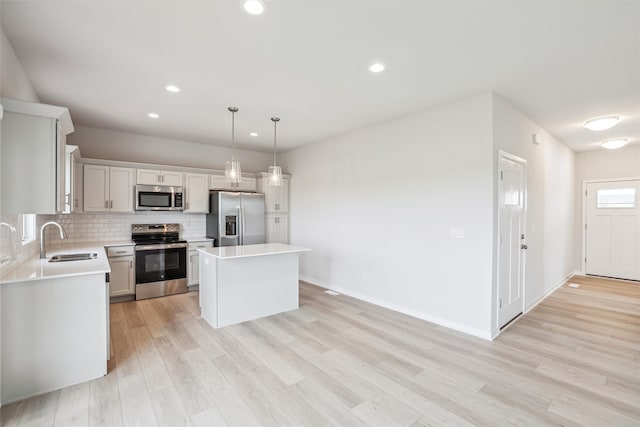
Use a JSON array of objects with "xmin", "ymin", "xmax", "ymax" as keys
[
  {"xmin": 225, "ymin": 107, "xmax": 242, "ymax": 184},
  {"xmin": 269, "ymin": 117, "xmax": 283, "ymax": 186}
]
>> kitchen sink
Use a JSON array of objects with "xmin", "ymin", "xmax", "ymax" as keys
[{"xmin": 48, "ymin": 252, "xmax": 98, "ymax": 262}]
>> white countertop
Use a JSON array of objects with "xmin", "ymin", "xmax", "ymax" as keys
[
  {"xmin": 0, "ymin": 246, "xmax": 111, "ymax": 285},
  {"xmin": 199, "ymin": 243, "xmax": 311, "ymax": 259}
]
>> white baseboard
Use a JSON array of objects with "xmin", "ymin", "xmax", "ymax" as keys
[
  {"xmin": 524, "ymin": 271, "xmax": 574, "ymax": 314},
  {"xmin": 299, "ymin": 275, "xmax": 493, "ymax": 341}
]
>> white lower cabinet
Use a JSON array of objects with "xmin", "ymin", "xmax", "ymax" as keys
[
  {"xmin": 188, "ymin": 240, "xmax": 213, "ymax": 286},
  {"xmin": 107, "ymin": 246, "xmax": 135, "ymax": 297},
  {"xmin": 266, "ymin": 214, "xmax": 289, "ymax": 244}
]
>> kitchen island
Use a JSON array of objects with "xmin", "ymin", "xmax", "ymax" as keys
[{"xmin": 198, "ymin": 243, "xmax": 311, "ymax": 329}]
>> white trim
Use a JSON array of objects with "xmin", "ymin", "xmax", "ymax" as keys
[
  {"xmin": 581, "ymin": 177, "xmax": 640, "ymax": 274},
  {"xmin": 525, "ymin": 271, "xmax": 573, "ymax": 313},
  {"xmin": 299, "ymin": 275, "xmax": 493, "ymax": 341},
  {"xmin": 495, "ymin": 150, "xmax": 527, "ymax": 331}
]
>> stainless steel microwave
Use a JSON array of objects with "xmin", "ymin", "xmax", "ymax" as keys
[{"xmin": 135, "ymin": 185, "xmax": 184, "ymax": 211}]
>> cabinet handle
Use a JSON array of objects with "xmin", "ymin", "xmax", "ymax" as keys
[
  {"xmin": 105, "ymin": 200, "xmax": 109, "ymax": 208},
  {"xmin": 116, "ymin": 250, "xmax": 127, "ymax": 254},
  {"xmin": 161, "ymin": 175, "xmax": 164, "ymax": 183},
  {"xmin": 110, "ymin": 200, "xmax": 113, "ymax": 209}
]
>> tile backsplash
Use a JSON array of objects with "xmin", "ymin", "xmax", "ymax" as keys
[
  {"xmin": 44, "ymin": 212, "xmax": 207, "ymax": 244},
  {"xmin": 1, "ymin": 212, "xmax": 206, "ymax": 278}
]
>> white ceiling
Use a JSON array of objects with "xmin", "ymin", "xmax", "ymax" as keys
[{"xmin": 1, "ymin": 0, "xmax": 638, "ymax": 153}]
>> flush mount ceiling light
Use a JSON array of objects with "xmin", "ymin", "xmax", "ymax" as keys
[
  {"xmin": 147, "ymin": 113, "xmax": 159, "ymax": 119},
  {"xmin": 584, "ymin": 116, "xmax": 619, "ymax": 131},
  {"xmin": 165, "ymin": 85, "xmax": 181, "ymax": 93},
  {"xmin": 600, "ymin": 138, "xmax": 629, "ymax": 150},
  {"xmin": 243, "ymin": 0, "xmax": 266, "ymax": 15},
  {"xmin": 268, "ymin": 117, "xmax": 283, "ymax": 186},
  {"xmin": 225, "ymin": 107, "xmax": 242, "ymax": 184},
  {"xmin": 369, "ymin": 63, "xmax": 385, "ymax": 73},
  {"xmin": 249, "ymin": 132, "xmax": 258, "ymax": 137}
]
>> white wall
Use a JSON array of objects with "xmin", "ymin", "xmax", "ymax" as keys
[
  {"xmin": 68, "ymin": 126, "xmax": 273, "ymax": 173},
  {"xmin": 574, "ymin": 145, "xmax": 640, "ymax": 272},
  {"xmin": 282, "ymin": 94, "xmax": 495, "ymax": 338},
  {"xmin": 0, "ymin": 28, "xmax": 38, "ymax": 103},
  {"xmin": 491, "ymin": 94, "xmax": 575, "ymax": 334}
]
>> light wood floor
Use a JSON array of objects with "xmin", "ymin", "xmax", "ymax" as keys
[{"xmin": 2, "ymin": 276, "xmax": 639, "ymax": 426}]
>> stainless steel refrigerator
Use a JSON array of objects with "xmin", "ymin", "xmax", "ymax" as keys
[{"xmin": 206, "ymin": 191, "xmax": 266, "ymax": 247}]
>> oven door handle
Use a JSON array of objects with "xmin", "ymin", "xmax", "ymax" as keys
[{"xmin": 135, "ymin": 243, "xmax": 188, "ymax": 251}]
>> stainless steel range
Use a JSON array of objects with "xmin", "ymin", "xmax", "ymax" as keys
[{"xmin": 132, "ymin": 223, "xmax": 187, "ymax": 300}]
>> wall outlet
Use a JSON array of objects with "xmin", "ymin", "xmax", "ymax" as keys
[{"xmin": 450, "ymin": 227, "xmax": 465, "ymax": 239}]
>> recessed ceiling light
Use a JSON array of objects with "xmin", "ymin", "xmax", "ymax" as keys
[
  {"xmin": 165, "ymin": 85, "xmax": 181, "ymax": 93},
  {"xmin": 600, "ymin": 138, "xmax": 628, "ymax": 150},
  {"xmin": 369, "ymin": 63, "xmax": 385, "ymax": 73},
  {"xmin": 584, "ymin": 116, "xmax": 619, "ymax": 131},
  {"xmin": 249, "ymin": 132, "xmax": 259, "ymax": 136},
  {"xmin": 243, "ymin": 0, "xmax": 266, "ymax": 15},
  {"xmin": 148, "ymin": 113, "xmax": 159, "ymax": 119}
]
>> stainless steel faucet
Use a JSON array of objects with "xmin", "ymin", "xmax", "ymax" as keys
[{"xmin": 40, "ymin": 221, "xmax": 67, "ymax": 259}]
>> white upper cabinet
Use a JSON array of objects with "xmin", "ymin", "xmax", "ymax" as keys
[
  {"xmin": 258, "ymin": 173, "xmax": 289, "ymax": 213},
  {"xmin": 0, "ymin": 98, "xmax": 74, "ymax": 214},
  {"xmin": 184, "ymin": 173, "xmax": 209, "ymax": 213},
  {"xmin": 63, "ymin": 145, "xmax": 82, "ymax": 213},
  {"xmin": 209, "ymin": 175, "xmax": 257, "ymax": 192},
  {"xmin": 84, "ymin": 165, "xmax": 134, "ymax": 212},
  {"xmin": 137, "ymin": 169, "xmax": 183, "ymax": 186}
]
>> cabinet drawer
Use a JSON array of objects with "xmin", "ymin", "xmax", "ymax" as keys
[
  {"xmin": 188, "ymin": 241, "xmax": 213, "ymax": 250},
  {"xmin": 107, "ymin": 246, "xmax": 134, "ymax": 257}
]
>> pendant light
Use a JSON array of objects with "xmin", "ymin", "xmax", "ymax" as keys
[
  {"xmin": 268, "ymin": 116, "xmax": 283, "ymax": 186},
  {"xmin": 225, "ymin": 106, "xmax": 242, "ymax": 184}
]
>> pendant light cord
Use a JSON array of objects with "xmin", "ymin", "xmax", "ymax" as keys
[
  {"xmin": 228, "ymin": 106, "xmax": 239, "ymax": 161},
  {"xmin": 271, "ymin": 117, "xmax": 280, "ymax": 166}
]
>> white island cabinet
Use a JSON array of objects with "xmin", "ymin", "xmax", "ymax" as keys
[{"xmin": 198, "ymin": 243, "xmax": 310, "ymax": 329}]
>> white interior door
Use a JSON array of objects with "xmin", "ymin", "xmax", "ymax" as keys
[
  {"xmin": 497, "ymin": 152, "xmax": 527, "ymax": 329},
  {"xmin": 585, "ymin": 180, "xmax": 640, "ymax": 281}
]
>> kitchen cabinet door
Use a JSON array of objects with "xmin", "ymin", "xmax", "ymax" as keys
[
  {"xmin": 188, "ymin": 241, "xmax": 212, "ymax": 286},
  {"xmin": 109, "ymin": 167, "xmax": 135, "ymax": 212},
  {"xmin": 136, "ymin": 169, "xmax": 162, "ymax": 185},
  {"xmin": 84, "ymin": 165, "xmax": 134, "ymax": 212},
  {"xmin": 262, "ymin": 176, "xmax": 289, "ymax": 213},
  {"xmin": 161, "ymin": 171, "xmax": 183, "ymax": 186},
  {"xmin": 209, "ymin": 175, "xmax": 233, "ymax": 191},
  {"xmin": 83, "ymin": 164, "xmax": 110, "ymax": 212},
  {"xmin": 266, "ymin": 214, "xmax": 289, "ymax": 244},
  {"xmin": 188, "ymin": 251, "xmax": 200, "ymax": 286},
  {"xmin": 137, "ymin": 169, "xmax": 182, "ymax": 186},
  {"xmin": 109, "ymin": 255, "xmax": 135, "ymax": 297},
  {"xmin": 0, "ymin": 99, "xmax": 73, "ymax": 215},
  {"xmin": 236, "ymin": 177, "xmax": 257, "ymax": 192},
  {"xmin": 73, "ymin": 160, "xmax": 84, "ymax": 212},
  {"xmin": 185, "ymin": 173, "xmax": 209, "ymax": 213}
]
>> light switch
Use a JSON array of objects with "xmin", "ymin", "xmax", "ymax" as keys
[{"xmin": 450, "ymin": 227, "xmax": 465, "ymax": 239}]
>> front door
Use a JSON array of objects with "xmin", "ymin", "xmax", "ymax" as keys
[
  {"xmin": 585, "ymin": 180, "xmax": 640, "ymax": 281},
  {"xmin": 497, "ymin": 152, "xmax": 527, "ymax": 329}
]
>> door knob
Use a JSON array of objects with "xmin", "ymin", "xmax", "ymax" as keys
[{"xmin": 521, "ymin": 244, "xmax": 528, "ymax": 250}]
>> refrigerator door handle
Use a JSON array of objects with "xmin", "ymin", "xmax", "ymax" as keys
[{"xmin": 239, "ymin": 204, "xmax": 244, "ymax": 245}]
